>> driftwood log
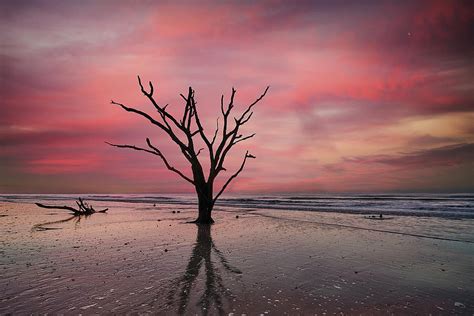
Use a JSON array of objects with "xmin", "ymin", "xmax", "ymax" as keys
[{"xmin": 35, "ymin": 198, "xmax": 108, "ymax": 216}]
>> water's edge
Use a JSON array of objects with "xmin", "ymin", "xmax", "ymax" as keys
[{"xmin": 1, "ymin": 193, "xmax": 473, "ymax": 219}]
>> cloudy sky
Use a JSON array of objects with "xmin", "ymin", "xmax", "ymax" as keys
[{"xmin": 1, "ymin": 0, "xmax": 473, "ymax": 193}]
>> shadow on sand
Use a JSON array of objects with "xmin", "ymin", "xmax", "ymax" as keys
[
  {"xmin": 166, "ymin": 224, "xmax": 242, "ymax": 315},
  {"xmin": 32, "ymin": 214, "xmax": 90, "ymax": 231}
]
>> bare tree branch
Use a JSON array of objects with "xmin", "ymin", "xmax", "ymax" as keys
[
  {"xmin": 237, "ymin": 86, "xmax": 269, "ymax": 123},
  {"xmin": 105, "ymin": 141, "xmax": 195, "ymax": 185},
  {"xmin": 111, "ymin": 100, "xmax": 169, "ymax": 132},
  {"xmin": 212, "ymin": 86, "xmax": 269, "ymax": 179},
  {"xmin": 213, "ymin": 151, "xmax": 255, "ymax": 203},
  {"xmin": 233, "ymin": 133, "xmax": 256, "ymax": 145},
  {"xmin": 210, "ymin": 118, "xmax": 219, "ymax": 146},
  {"xmin": 190, "ymin": 89, "xmax": 214, "ymax": 164},
  {"xmin": 137, "ymin": 76, "xmax": 192, "ymax": 143},
  {"xmin": 105, "ymin": 141, "xmax": 158, "ymax": 156},
  {"xmin": 137, "ymin": 75, "xmax": 154, "ymax": 97},
  {"xmin": 145, "ymin": 138, "xmax": 196, "ymax": 185}
]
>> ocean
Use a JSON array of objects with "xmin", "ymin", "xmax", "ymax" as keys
[{"xmin": 1, "ymin": 193, "xmax": 473, "ymax": 219}]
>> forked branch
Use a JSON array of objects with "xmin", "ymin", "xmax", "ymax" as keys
[
  {"xmin": 213, "ymin": 151, "xmax": 256, "ymax": 203},
  {"xmin": 211, "ymin": 86, "xmax": 269, "ymax": 180},
  {"xmin": 35, "ymin": 198, "xmax": 108, "ymax": 216}
]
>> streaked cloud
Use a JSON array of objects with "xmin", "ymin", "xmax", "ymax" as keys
[{"xmin": 1, "ymin": 0, "xmax": 473, "ymax": 193}]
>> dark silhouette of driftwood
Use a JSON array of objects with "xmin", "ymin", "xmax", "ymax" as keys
[
  {"xmin": 107, "ymin": 76, "xmax": 269, "ymax": 224},
  {"xmin": 35, "ymin": 198, "xmax": 108, "ymax": 216},
  {"xmin": 35, "ymin": 203, "xmax": 79, "ymax": 213},
  {"xmin": 33, "ymin": 198, "xmax": 107, "ymax": 231}
]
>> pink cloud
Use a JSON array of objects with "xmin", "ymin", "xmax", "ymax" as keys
[{"xmin": 1, "ymin": 0, "xmax": 473, "ymax": 193}]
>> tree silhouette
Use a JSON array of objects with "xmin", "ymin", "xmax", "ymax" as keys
[{"xmin": 107, "ymin": 76, "xmax": 269, "ymax": 224}]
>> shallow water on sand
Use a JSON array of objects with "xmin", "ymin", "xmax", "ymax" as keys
[{"xmin": 0, "ymin": 198, "xmax": 473, "ymax": 314}]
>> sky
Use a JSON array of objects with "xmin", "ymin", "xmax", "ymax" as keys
[{"xmin": 1, "ymin": 0, "xmax": 473, "ymax": 194}]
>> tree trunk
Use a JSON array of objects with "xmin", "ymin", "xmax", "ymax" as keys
[{"xmin": 193, "ymin": 183, "xmax": 214, "ymax": 224}]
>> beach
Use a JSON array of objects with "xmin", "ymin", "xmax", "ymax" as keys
[{"xmin": 1, "ymin": 195, "xmax": 473, "ymax": 314}]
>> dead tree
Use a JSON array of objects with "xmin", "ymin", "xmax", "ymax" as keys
[{"xmin": 107, "ymin": 76, "xmax": 269, "ymax": 224}]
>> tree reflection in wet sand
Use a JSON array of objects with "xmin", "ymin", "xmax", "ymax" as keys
[{"xmin": 167, "ymin": 225, "xmax": 242, "ymax": 315}]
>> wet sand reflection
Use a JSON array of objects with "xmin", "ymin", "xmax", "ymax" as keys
[{"xmin": 167, "ymin": 224, "xmax": 242, "ymax": 315}]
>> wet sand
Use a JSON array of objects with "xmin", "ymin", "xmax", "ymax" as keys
[{"xmin": 1, "ymin": 199, "xmax": 473, "ymax": 314}]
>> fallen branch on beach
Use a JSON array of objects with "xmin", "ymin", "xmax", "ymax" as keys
[
  {"xmin": 35, "ymin": 198, "xmax": 108, "ymax": 216},
  {"xmin": 33, "ymin": 198, "xmax": 108, "ymax": 231}
]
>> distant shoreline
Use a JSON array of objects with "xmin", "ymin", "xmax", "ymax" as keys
[{"xmin": 1, "ymin": 193, "xmax": 473, "ymax": 219}]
